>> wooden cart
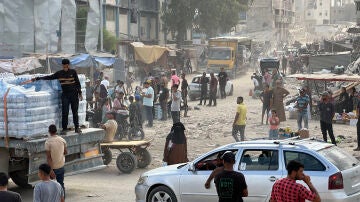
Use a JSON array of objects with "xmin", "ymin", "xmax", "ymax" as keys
[{"xmin": 100, "ymin": 139, "xmax": 152, "ymax": 173}]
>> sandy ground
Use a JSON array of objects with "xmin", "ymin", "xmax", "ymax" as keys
[{"xmin": 13, "ymin": 71, "xmax": 360, "ymax": 202}]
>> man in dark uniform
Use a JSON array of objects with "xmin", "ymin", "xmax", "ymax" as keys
[
  {"xmin": 198, "ymin": 72, "xmax": 209, "ymax": 105},
  {"xmin": 181, "ymin": 73, "xmax": 189, "ymax": 117},
  {"xmin": 30, "ymin": 59, "xmax": 83, "ymax": 134},
  {"xmin": 218, "ymin": 67, "xmax": 228, "ymax": 99}
]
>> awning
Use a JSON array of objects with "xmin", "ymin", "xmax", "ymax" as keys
[
  {"xmin": 131, "ymin": 42, "xmax": 170, "ymax": 64},
  {"xmin": 0, "ymin": 57, "xmax": 42, "ymax": 73},
  {"xmin": 287, "ymin": 73, "xmax": 360, "ymax": 82}
]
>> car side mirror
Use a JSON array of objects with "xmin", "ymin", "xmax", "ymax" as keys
[{"xmin": 188, "ymin": 162, "xmax": 195, "ymax": 172}]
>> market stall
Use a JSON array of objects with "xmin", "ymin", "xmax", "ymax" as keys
[{"xmin": 287, "ymin": 73, "xmax": 360, "ymax": 124}]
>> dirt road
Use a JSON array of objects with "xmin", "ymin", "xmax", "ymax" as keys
[{"xmin": 13, "ymin": 71, "xmax": 360, "ymax": 202}]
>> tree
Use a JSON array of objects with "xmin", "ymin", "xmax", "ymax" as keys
[
  {"xmin": 161, "ymin": 0, "xmax": 194, "ymax": 47},
  {"xmin": 103, "ymin": 29, "xmax": 118, "ymax": 53},
  {"xmin": 161, "ymin": 0, "xmax": 252, "ymax": 45},
  {"xmin": 194, "ymin": 0, "xmax": 250, "ymax": 38}
]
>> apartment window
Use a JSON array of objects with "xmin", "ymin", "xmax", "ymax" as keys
[
  {"xmin": 106, "ymin": 8, "xmax": 115, "ymax": 21},
  {"xmin": 307, "ymin": 12, "xmax": 311, "ymax": 16},
  {"xmin": 319, "ymin": 12, "xmax": 322, "ymax": 16}
]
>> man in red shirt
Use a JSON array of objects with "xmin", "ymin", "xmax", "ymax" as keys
[{"xmin": 270, "ymin": 160, "xmax": 320, "ymax": 202}]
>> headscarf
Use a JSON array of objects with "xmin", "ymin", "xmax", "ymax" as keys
[{"xmin": 166, "ymin": 122, "xmax": 186, "ymax": 144}]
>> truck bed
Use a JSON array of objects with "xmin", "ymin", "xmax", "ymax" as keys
[{"xmin": 1, "ymin": 128, "xmax": 106, "ymax": 186}]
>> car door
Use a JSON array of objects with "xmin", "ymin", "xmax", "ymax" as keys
[
  {"xmin": 189, "ymin": 77, "xmax": 201, "ymax": 98},
  {"xmin": 179, "ymin": 150, "xmax": 238, "ymax": 202},
  {"xmin": 283, "ymin": 150, "xmax": 329, "ymax": 195},
  {"xmin": 237, "ymin": 149, "xmax": 284, "ymax": 202}
]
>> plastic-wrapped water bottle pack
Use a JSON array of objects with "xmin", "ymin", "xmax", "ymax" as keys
[{"xmin": 0, "ymin": 74, "xmax": 87, "ymax": 138}]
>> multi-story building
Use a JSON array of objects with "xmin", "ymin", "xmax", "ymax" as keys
[
  {"xmin": 272, "ymin": 0, "xmax": 295, "ymax": 42},
  {"xmin": 304, "ymin": 0, "xmax": 331, "ymax": 26},
  {"xmin": 246, "ymin": 0, "xmax": 274, "ymax": 32},
  {"xmin": 103, "ymin": 0, "xmax": 159, "ymax": 44},
  {"xmin": 330, "ymin": 0, "xmax": 356, "ymax": 23}
]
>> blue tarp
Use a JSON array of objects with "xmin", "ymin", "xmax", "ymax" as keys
[
  {"xmin": 94, "ymin": 57, "xmax": 116, "ymax": 66},
  {"xmin": 49, "ymin": 54, "xmax": 116, "ymax": 71}
]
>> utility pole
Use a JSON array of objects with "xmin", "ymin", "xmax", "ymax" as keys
[{"xmin": 100, "ymin": 0, "xmax": 104, "ymax": 51}]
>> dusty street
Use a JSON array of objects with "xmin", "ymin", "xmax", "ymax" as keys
[{"xmin": 13, "ymin": 71, "xmax": 360, "ymax": 202}]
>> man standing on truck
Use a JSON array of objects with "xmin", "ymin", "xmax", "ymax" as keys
[
  {"xmin": 45, "ymin": 124, "xmax": 67, "ymax": 196},
  {"xmin": 218, "ymin": 67, "xmax": 228, "ymax": 99},
  {"xmin": 28, "ymin": 58, "xmax": 83, "ymax": 134}
]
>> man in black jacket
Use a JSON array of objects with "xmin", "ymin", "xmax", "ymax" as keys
[
  {"xmin": 30, "ymin": 59, "xmax": 83, "ymax": 134},
  {"xmin": 218, "ymin": 67, "xmax": 228, "ymax": 99}
]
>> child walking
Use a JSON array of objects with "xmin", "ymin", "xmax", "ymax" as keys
[{"xmin": 269, "ymin": 109, "xmax": 280, "ymax": 140}]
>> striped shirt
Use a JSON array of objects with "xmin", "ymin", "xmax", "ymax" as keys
[{"xmin": 36, "ymin": 69, "xmax": 82, "ymax": 94}]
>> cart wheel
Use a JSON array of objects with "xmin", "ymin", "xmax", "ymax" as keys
[
  {"xmin": 102, "ymin": 148, "xmax": 112, "ymax": 165},
  {"xmin": 116, "ymin": 152, "xmax": 137, "ymax": 173},
  {"xmin": 136, "ymin": 148, "xmax": 152, "ymax": 168}
]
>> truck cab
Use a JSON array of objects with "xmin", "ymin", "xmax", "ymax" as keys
[{"xmin": 207, "ymin": 47, "xmax": 235, "ymax": 71}]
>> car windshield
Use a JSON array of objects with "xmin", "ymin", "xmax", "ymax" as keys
[
  {"xmin": 208, "ymin": 49, "xmax": 231, "ymax": 60},
  {"xmin": 318, "ymin": 146, "xmax": 360, "ymax": 171}
]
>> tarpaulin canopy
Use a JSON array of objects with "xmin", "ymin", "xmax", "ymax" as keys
[
  {"xmin": 0, "ymin": 57, "xmax": 42, "ymax": 73},
  {"xmin": 287, "ymin": 73, "xmax": 360, "ymax": 82},
  {"xmin": 131, "ymin": 42, "xmax": 170, "ymax": 64},
  {"xmin": 49, "ymin": 53, "xmax": 116, "ymax": 71}
]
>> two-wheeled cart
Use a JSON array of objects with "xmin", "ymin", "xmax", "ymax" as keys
[{"xmin": 100, "ymin": 139, "xmax": 152, "ymax": 173}]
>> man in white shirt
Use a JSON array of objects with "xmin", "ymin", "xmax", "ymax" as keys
[
  {"xmin": 101, "ymin": 76, "xmax": 110, "ymax": 89},
  {"xmin": 141, "ymin": 81, "xmax": 154, "ymax": 127},
  {"xmin": 171, "ymin": 84, "xmax": 182, "ymax": 123},
  {"xmin": 251, "ymin": 76, "xmax": 260, "ymax": 91}
]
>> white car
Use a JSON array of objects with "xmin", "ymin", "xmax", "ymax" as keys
[
  {"xmin": 188, "ymin": 73, "xmax": 233, "ymax": 101},
  {"xmin": 135, "ymin": 138, "xmax": 360, "ymax": 202}
]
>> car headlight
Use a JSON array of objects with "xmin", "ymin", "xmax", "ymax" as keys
[{"xmin": 137, "ymin": 176, "xmax": 148, "ymax": 185}]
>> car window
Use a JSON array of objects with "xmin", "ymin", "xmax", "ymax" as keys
[
  {"xmin": 318, "ymin": 146, "xmax": 360, "ymax": 171},
  {"xmin": 238, "ymin": 150, "xmax": 279, "ymax": 171},
  {"xmin": 284, "ymin": 151, "xmax": 325, "ymax": 171},
  {"xmin": 195, "ymin": 150, "xmax": 237, "ymax": 171},
  {"xmin": 192, "ymin": 77, "xmax": 200, "ymax": 84}
]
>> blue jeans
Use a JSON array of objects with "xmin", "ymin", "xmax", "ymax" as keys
[
  {"xmin": 53, "ymin": 167, "xmax": 65, "ymax": 196},
  {"xmin": 297, "ymin": 111, "xmax": 308, "ymax": 130},
  {"xmin": 144, "ymin": 106, "xmax": 153, "ymax": 127},
  {"xmin": 269, "ymin": 129, "xmax": 279, "ymax": 140}
]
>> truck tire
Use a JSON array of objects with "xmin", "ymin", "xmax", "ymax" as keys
[
  {"xmin": 136, "ymin": 148, "xmax": 151, "ymax": 168},
  {"xmin": 116, "ymin": 152, "xmax": 137, "ymax": 173},
  {"xmin": 102, "ymin": 148, "xmax": 112, "ymax": 165},
  {"xmin": 9, "ymin": 170, "xmax": 32, "ymax": 188}
]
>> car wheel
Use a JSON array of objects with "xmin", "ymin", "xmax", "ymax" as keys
[
  {"xmin": 189, "ymin": 95, "xmax": 196, "ymax": 101},
  {"xmin": 229, "ymin": 85, "xmax": 233, "ymax": 96},
  {"xmin": 136, "ymin": 148, "xmax": 152, "ymax": 168},
  {"xmin": 102, "ymin": 148, "xmax": 112, "ymax": 165},
  {"xmin": 116, "ymin": 152, "xmax": 137, "ymax": 173},
  {"xmin": 147, "ymin": 186, "xmax": 177, "ymax": 202}
]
